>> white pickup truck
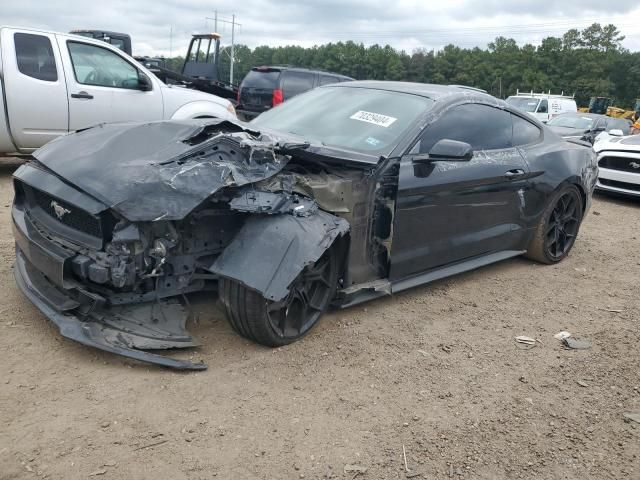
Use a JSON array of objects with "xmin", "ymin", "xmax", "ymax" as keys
[{"xmin": 0, "ymin": 26, "xmax": 237, "ymax": 155}]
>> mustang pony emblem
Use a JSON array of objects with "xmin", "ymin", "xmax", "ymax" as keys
[
  {"xmin": 629, "ymin": 162, "xmax": 640, "ymax": 169},
  {"xmin": 50, "ymin": 200, "xmax": 71, "ymax": 219}
]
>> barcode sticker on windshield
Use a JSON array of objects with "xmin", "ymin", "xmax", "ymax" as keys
[{"xmin": 350, "ymin": 111, "xmax": 397, "ymax": 128}]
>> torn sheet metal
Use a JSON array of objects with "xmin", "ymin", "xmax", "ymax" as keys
[
  {"xmin": 229, "ymin": 190, "xmax": 318, "ymax": 216},
  {"xmin": 209, "ymin": 209, "xmax": 349, "ymax": 302},
  {"xmin": 32, "ymin": 120, "xmax": 289, "ymax": 221},
  {"xmin": 14, "ymin": 250, "xmax": 205, "ymax": 370}
]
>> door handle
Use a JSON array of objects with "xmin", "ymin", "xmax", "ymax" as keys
[
  {"xmin": 71, "ymin": 91, "xmax": 93, "ymax": 99},
  {"xmin": 504, "ymin": 169, "xmax": 525, "ymax": 179}
]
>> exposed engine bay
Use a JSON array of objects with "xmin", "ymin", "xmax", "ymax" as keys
[{"xmin": 12, "ymin": 119, "xmax": 398, "ymax": 369}]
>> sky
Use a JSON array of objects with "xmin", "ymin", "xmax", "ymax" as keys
[{"xmin": 2, "ymin": 1, "xmax": 640, "ymax": 57}]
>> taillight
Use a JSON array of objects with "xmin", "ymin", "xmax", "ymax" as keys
[
  {"xmin": 272, "ymin": 89, "xmax": 283, "ymax": 107},
  {"xmin": 237, "ymin": 88, "xmax": 241, "ymax": 104}
]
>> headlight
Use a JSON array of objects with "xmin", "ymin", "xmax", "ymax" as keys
[{"xmin": 227, "ymin": 103, "xmax": 236, "ymax": 116}]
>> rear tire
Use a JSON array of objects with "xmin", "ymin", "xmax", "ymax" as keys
[
  {"xmin": 219, "ymin": 247, "xmax": 340, "ymax": 347},
  {"xmin": 525, "ymin": 185, "xmax": 583, "ymax": 264}
]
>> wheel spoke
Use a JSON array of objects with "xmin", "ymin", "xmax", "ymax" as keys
[{"xmin": 265, "ymin": 250, "xmax": 335, "ymax": 339}]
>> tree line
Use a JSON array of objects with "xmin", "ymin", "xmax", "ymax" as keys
[{"xmin": 165, "ymin": 23, "xmax": 640, "ymax": 108}]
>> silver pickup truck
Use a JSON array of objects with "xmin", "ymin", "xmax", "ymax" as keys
[{"xmin": 0, "ymin": 26, "xmax": 237, "ymax": 155}]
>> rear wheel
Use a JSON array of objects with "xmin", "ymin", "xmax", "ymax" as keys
[
  {"xmin": 219, "ymin": 247, "xmax": 340, "ymax": 347},
  {"xmin": 526, "ymin": 185, "xmax": 583, "ymax": 264}
]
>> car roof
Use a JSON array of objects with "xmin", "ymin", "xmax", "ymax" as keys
[
  {"xmin": 70, "ymin": 29, "xmax": 130, "ymax": 37},
  {"xmin": 332, "ymin": 80, "xmax": 496, "ymax": 102},
  {"xmin": 252, "ymin": 65, "xmax": 352, "ymax": 79}
]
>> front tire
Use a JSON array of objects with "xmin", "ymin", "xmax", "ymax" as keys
[
  {"xmin": 219, "ymin": 247, "xmax": 340, "ymax": 347},
  {"xmin": 525, "ymin": 185, "xmax": 583, "ymax": 264}
]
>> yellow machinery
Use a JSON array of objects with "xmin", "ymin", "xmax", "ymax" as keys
[{"xmin": 579, "ymin": 96, "xmax": 639, "ymax": 121}]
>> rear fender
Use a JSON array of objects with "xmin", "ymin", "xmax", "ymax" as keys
[{"xmin": 209, "ymin": 210, "xmax": 349, "ymax": 302}]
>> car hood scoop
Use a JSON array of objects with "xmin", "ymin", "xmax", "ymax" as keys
[{"xmin": 32, "ymin": 119, "xmax": 289, "ymax": 221}]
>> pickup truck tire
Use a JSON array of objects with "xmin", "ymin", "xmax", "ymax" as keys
[{"xmin": 219, "ymin": 247, "xmax": 340, "ymax": 347}]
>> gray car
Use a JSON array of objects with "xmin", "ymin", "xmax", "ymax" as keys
[{"xmin": 547, "ymin": 112, "xmax": 631, "ymax": 144}]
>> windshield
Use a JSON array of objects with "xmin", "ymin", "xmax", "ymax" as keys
[
  {"xmin": 547, "ymin": 115, "xmax": 594, "ymax": 130},
  {"xmin": 251, "ymin": 86, "xmax": 434, "ymax": 155},
  {"xmin": 506, "ymin": 96, "xmax": 539, "ymax": 113}
]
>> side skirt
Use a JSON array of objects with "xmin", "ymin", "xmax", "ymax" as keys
[{"xmin": 336, "ymin": 249, "xmax": 525, "ymax": 308}]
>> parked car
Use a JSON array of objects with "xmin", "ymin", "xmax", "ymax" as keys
[
  {"xmin": 547, "ymin": 112, "xmax": 632, "ymax": 144},
  {"xmin": 506, "ymin": 91, "xmax": 577, "ymax": 123},
  {"xmin": 593, "ymin": 132, "xmax": 640, "ymax": 197},
  {"xmin": 12, "ymin": 82, "xmax": 597, "ymax": 369},
  {"xmin": 0, "ymin": 26, "xmax": 237, "ymax": 155},
  {"xmin": 236, "ymin": 66, "xmax": 353, "ymax": 120}
]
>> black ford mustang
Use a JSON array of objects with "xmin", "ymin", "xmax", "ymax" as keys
[{"xmin": 12, "ymin": 82, "xmax": 598, "ymax": 369}]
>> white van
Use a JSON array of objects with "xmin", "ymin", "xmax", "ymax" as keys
[{"xmin": 506, "ymin": 91, "xmax": 577, "ymax": 123}]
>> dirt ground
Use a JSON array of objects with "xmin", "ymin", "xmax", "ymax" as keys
[{"xmin": 0, "ymin": 157, "xmax": 638, "ymax": 480}]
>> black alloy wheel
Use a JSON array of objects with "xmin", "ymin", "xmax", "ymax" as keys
[
  {"xmin": 220, "ymin": 246, "xmax": 340, "ymax": 347},
  {"xmin": 526, "ymin": 185, "xmax": 583, "ymax": 264},
  {"xmin": 545, "ymin": 190, "xmax": 581, "ymax": 261},
  {"xmin": 265, "ymin": 250, "xmax": 337, "ymax": 340}
]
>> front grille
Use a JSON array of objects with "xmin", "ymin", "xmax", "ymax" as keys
[
  {"xmin": 599, "ymin": 155, "xmax": 640, "ymax": 174},
  {"xmin": 599, "ymin": 178, "xmax": 640, "ymax": 192},
  {"xmin": 31, "ymin": 188, "xmax": 103, "ymax": 238}
]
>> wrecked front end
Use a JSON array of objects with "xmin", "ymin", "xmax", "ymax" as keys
[{"xmin": 11, "ymin": 120, "xmax": 375, "ymax": 369}]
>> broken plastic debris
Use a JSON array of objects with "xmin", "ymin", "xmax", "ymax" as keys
[
  {"xmin": 344, "ymin": 465, "xmax": 368, "ymax": 474},
  {"xmin": 563, "ymin": 337, "xmax": 591, "ymax": 350},
  {"xmin": 554, "ymin": 331, "xmax": 572, "ymax": 340},
  {"xmin": 514, "ymin": 336, "xmax": 537, "ymax": 350},
  {"xmin": 623, "ymin": 412, "xmax": 640, "ymax": 424}
]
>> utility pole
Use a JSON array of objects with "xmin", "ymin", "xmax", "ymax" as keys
[
  {"xmin": 230, "ymin": 14, "xmax": 235, "ymax": 85},
  {"xmin": 169, "ymin": 26, "xmax": 173, "ymax": 58},
  {"xmin": 204, "ymin": 12, "xmax": 241, "ymax": 84}
]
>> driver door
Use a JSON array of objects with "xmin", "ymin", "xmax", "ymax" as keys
[
  {"xmin": 56, "ymin": 36, "xmax": 163, "ymax": 130},
  {"xmin": 389, "ymin": 103, "xmax": 530, "ymax": 280}
]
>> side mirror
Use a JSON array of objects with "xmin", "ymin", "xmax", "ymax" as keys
[
  {"xmin": 608, "ymin": 129, "xmax": 624, "ymax": 137},
  {"xmin": 138, "ymin": 72, "xmax": 152, "ymax": 91},
  {"xmin": 428, "ymin": 139, "xmax": 474, "ymax": 162}
]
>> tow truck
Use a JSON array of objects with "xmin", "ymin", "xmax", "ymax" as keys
[{"xmin": 70, "ymin": 30, "xmax": 239, "ymax": 102}]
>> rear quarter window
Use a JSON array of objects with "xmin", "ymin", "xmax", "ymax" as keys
[
  {"xmin": 319, "ymin": 74, "xmax": 340, "ymax": 86},
  {"xmin": 281, "ymin": 71, "xmax": 316, "ymax": 99},
  {"xmin": 14, "ymin": 33, "xmax": 58, "ymax": 82},
  {"xmin": 512, "ymin": 114, "xmax": 542, "ymax": 146}
]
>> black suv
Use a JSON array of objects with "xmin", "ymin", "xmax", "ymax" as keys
[{"xmin": 237, "ymin": 66, "xmax": 353, "ymax": 120}]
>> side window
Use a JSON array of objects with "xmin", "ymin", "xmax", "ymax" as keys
[
  {"xmin": 319, "ymin": 74, "xmax": 339, "ymax": 86},
  {"xmin": 14, "ymin": 33, "xmax": 58, "ymax": 82},
  {"xmin": 418, "ymin": 103, "xmax": 513, "ymax": 153},
  {"xmin": 281, "ymin": 71, "xmax": 315, "ymax": 99},
  {"xmin": 537, "ymin": 99, "xmax": 548, "ymax": 113},
  {"xmin": 511, "ymin": 114, "xmax": 542, "ymax": 146},
  {"xmin": 67, "ymin": 42, "xmax": 140, "ymax": 89}
]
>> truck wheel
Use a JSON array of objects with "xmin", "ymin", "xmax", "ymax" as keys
[
  {"xmin": 219, "ymin": 247, "xmax": 340, "ymax": 347},
  {"xmin": 525, "ymin": 185, "xmax": 583, "ymax": 264}
]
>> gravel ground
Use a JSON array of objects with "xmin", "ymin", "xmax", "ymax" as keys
[{"xmin": 0, "ymin": 157, "xmax": 638, "ymax": 479}]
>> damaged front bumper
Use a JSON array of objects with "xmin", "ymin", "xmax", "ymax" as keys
[{"xmin": 12, "ymin": 207, "xmax": 207, "ymax": 370}]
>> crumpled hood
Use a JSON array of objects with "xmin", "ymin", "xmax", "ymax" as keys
[{"xmin": 32, "ymin": 119, "xmax": 289, "ymax": 221}]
